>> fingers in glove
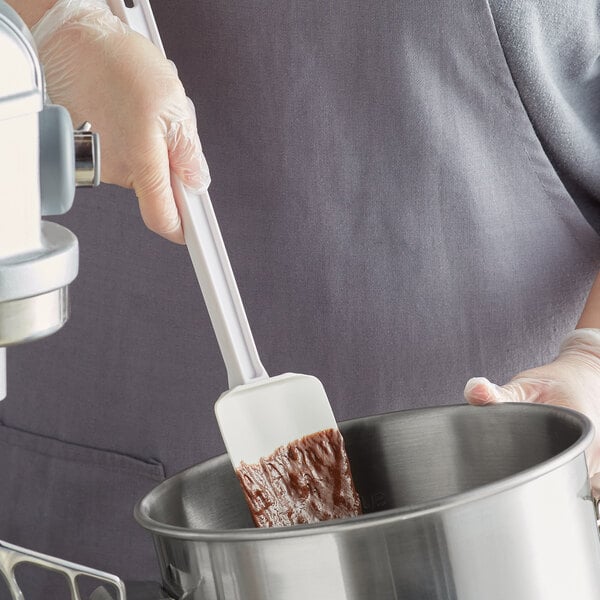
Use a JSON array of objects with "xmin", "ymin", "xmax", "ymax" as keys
[
  {"xmin": 464, "ymin": 377, "xmax": 542, "ymax": 405},
  {"xmin": 131, "ymin": 139, "xmax": 184, "ymax": 244},
  {"xmin": 590, "ymin": 473, "xmax": 600, "ymax": 499},
  {"xmin": 167, "ymin": 99, "xmax": 211, "ymax": 193},
  {"xmin": 145, "ymin": 99, "xmax": 209, "ymax": 242},
  {"xmin": 139, "ymin": 90, "xmax": 209, "ymax": 241}
]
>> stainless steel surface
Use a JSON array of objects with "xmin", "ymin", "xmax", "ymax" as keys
[
  {"xmin": 74, "ymin": 122, "xmax": 100, "ymax": 187},
  {"xmin": 136, "ymin": 404, "xmax": 600, "ymax": 600},
  {"xmin": 0, "ymin": 539, "xmax": 126, "ymax": 600},
  {"xmin": 0, "ymin": 286, "xmax": 68, "ymax": 346}
]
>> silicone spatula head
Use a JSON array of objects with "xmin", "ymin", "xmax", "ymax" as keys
[
  {"xmin": 216, "ymin": 373, "xmax": 362, "ymax": 528},
  {"xmin": 215, "ymin": 373, "xmax": 337, "ymax": 467}
]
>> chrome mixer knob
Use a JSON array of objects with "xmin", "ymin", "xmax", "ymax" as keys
[{"xmin": 74, "ymin": 121, "xmax": 101, "ymax": 187}]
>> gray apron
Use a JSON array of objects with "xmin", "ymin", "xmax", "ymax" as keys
[{"xmin": 1, "ymin": 0, "xmax": 599, "ymax": 593}]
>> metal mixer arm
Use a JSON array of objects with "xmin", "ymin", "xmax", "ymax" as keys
[{"xmin": 0, "ymin": 539, "xmax": 126, "ymax": 600}]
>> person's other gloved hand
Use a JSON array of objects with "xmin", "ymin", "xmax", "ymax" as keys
[
  {"xmin": 32, "ymin": 0, "xmax": 210, "ymax": 243},
  {"xmin": 464, "ymin": 328, "xmax": 600, "ymax": 496}
]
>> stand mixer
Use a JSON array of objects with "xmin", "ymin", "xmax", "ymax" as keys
[
  {"xmin": 0, "ymin": 0, "xmax": 99, "ymax": 401},
  {"xmin": 0, "ymin": 3, "xmax": 128, "ymax": 598}
]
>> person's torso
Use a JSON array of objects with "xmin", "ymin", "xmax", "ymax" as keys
[{"xmin": 0, "ymin": 0, "xmax": 598, "ymax": 590}]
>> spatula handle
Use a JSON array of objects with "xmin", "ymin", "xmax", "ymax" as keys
[
  {"xmin": 107, "ymin": 0, "xmax": 268, "ymax": 389},
  {"xmin": 173, "ymin": 180, "xmax": 268, "ymax": 388}
]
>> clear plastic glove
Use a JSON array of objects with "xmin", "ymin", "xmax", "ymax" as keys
[
  {"xmin": 464, "ymin": 328, "xmax": 600, "ymax": 496},
  {"xmin": 32, "ymin": 0, "xmax": 210, "ymax": 243}
]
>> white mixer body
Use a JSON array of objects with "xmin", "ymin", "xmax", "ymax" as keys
[{"xmin": 0, "ymin": 2, "xmax": 99, "ymax": 399}]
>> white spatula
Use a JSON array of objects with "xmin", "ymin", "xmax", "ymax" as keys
[{"xmin": 106, "ymin": 1, "xmax": 342, "ymax": 472}]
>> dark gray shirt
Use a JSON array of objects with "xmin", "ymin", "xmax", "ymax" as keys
[
  {"xmin": 490, "ymin": 0, "xmax": 600, "ymax": 230},
  {"xmin": 1, "ymin": 0, "xmax": 600, "ymax": 590}
]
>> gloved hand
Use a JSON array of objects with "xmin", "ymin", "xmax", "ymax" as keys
[
  {"xmin": 464, "ymin": 328, "xmax": 600, "ymax": 496},
  {"xmin": 32, "ymin": 0, "xmax": 210, "ymax": 243}
]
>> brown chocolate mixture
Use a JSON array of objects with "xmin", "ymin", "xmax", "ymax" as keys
[{"xmin": 236, "ymin": 428, "xmax": 362, "ymax": 528}]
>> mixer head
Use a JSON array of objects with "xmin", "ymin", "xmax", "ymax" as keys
[{"xmin": 0, "ymin": 1, "xmax": 100, "ymax": 399}]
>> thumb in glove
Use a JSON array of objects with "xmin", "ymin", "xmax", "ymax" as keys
[{"xmin": 464, "ymin": 329, "xmax": 600, "ymax": 495}]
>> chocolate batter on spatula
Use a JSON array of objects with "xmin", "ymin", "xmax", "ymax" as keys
[{"xmin": 236, "ymin": 428, "xmax": 362, "ymax": 527}]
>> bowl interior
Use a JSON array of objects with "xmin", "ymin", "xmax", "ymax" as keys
[{"xmin": 141, "ymin": 404, "xmax": 587, "ymax": 532}]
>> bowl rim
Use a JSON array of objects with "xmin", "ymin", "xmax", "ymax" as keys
[{"xmin": 134, "ymin": 402, "xmax": 594, "ymax": 542}]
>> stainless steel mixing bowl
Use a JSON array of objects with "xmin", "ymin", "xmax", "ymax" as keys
[{"xmin": 135, "ymin": 404, "xmax": 600, "ymax": 600}]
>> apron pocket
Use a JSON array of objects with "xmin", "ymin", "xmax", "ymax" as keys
[{"xmin": 0, "ymin": 422, "xmax": 165, "ymax": 594}]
